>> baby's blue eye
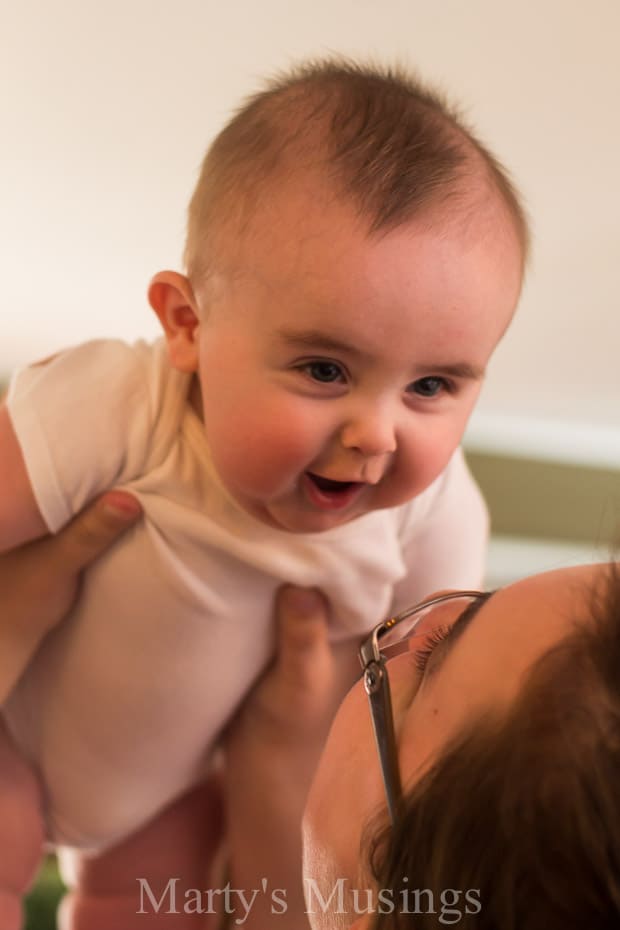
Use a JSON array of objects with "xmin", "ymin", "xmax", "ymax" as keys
[
  {"xmin": 410, "ymin": 377, "xmax": 446, "ymax": 398},
  {"xmin": 306, "ymin": 361, "xmax": 344, "ymax": 383}
]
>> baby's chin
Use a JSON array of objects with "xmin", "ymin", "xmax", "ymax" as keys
[{"xmin": 247, "ymin": 503, "xmax": 364, "ymax": 534}]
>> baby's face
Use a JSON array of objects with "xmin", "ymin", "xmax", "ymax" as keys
[{"xmin": 193, "ymin": 179, "xmax": 522, "ymax": 533}]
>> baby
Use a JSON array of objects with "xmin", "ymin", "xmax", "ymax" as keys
[{"xmin": 0, "ymin": 59, "xmax": 527, "ymax": 928}]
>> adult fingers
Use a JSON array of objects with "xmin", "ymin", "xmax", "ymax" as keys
[
  {"xmin": 46, "ymin": 491, "xmax": 142, "ymax": 573},
  {"xmin": 274, "ymin": 586, "xmax": 333, "ymax": 694}
]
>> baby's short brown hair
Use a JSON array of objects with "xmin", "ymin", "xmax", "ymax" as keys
[{"xmin": 184, "ymin": 58, "xmax": 528, "ymax": 287}]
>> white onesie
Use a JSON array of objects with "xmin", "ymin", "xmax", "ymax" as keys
[{"xmin": 4, "ymin": 338, "xmax": 488, "ymax": 852}]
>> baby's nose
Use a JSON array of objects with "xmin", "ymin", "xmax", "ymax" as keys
[{"xmin": 340, "ymin": 411, "xmax": 397, "ymax": 460}]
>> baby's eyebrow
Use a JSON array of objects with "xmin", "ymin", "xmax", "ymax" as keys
[
  {"xmin": 276, "ymin": 326, "xmax": 367, "ymax": 360},
  {"xmin": 424, "ymin": 361, "xmax": 486, "ymax": 380},
  {"xmin": 425, "ymin": 590, "xmax": 496, "ymax": 678},
  {"xmin": 277, "ymin": 326, "xmax": 485, "ymax": 379}
]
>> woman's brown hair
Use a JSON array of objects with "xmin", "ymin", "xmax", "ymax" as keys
[{"xmin": 369, "ymin": 563, "xmax": 620, "ymax": 929}]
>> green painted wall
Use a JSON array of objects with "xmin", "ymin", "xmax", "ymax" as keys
[{"xmin": 465, "ymin": 451, "xmax": 619, "ymax": 545}]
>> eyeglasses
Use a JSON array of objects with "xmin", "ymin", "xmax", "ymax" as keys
[{"xmin": 358, "ymin": 590, "xmax": 487, "ymax": 824}]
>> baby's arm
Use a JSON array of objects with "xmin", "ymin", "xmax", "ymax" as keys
[
  {"xmin": 0, "ymin": 404, "xmax": 48, "ymax": 552},
  {"xmin": 224, "ymin": 587, "xmax": 358, "ymax": 930}
]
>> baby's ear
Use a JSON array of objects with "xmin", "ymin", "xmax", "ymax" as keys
[{"xmin": 148, "ymin": 271, "xmax": 200, "ymax": 372}]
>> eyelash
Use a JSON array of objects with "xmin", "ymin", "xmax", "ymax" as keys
[
  {"xmin": 298, "ymin": 361, "xmax": 455, "ymax": 397},
  {"xmin": 413, "ymin": 626, "xmax": 451, "ymax": 673},
  {"xmin": 408, "ymin": 376, "xmax": 454, "ymax": 399},
  {"xmin": 301, "ymin": 360, "xmax": 346, "ymax": 384}
]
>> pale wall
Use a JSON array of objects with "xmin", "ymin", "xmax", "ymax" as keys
[{"xmin": 2, "ymin": 0, "xmax": 619, "ymax": 465}]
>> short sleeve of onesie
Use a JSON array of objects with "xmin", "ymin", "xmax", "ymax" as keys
[
  {"xmin": 6, "ymin": 340, "xmax": 160, "ymax": 532},
  {"xmin": 389, "ymin": 448, "xmax": 489, "ymax": 612}
]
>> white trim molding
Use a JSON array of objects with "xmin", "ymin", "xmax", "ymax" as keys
[{"xmin": 466, "ymin": 413, "xmax": 620, "ymax": 471}]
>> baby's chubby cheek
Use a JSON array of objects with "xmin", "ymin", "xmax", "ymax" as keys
[
  {"xmin": 384, "ymin": 431, "xmax": 465, "ymax": 507},
  {"xmin": 206, "ymin": 415, "xmax": 316, "ymax": 495}
]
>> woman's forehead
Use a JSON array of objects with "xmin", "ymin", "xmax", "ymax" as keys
[
  {"xmin": 394, "ymin": 565, "xmax": 604, "ymax": 793},
  {"xmin": 449, "ymin": 565, "xmax": 599, "ymax": 671}
]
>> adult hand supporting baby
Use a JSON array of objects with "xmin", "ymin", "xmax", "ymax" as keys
[
  {"xmin": 0, "ymin": 491, "xmax": 142, "ymax": 704},
  {"xmin": 224, "ymin": 585, "xmax": 342, "ymax": 930}
]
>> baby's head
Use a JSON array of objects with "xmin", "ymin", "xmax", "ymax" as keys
[{"xmin": 150, "ymin": 59, "xmax": 528, "ymax": 533}]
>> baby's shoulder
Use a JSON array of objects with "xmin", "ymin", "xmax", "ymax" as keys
[
  {"xmin": 6, "ymin": 338, "xmax": 189, "ymax": 529},
  {"xmin": 54, "ymin": 337, "xmax": 189, "ymax": 468},
  {"xmin": 14, "ymin": 336, "xmax": 179, "ymax": 427}
]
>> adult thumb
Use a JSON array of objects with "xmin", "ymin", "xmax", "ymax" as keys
[
  {"xmin": 49, "ymin": 491, "xmax": 142, "ymax": 572},
  {"xmin": 274, "ymin": 586, "xmax": 332, "ymax": 691}
]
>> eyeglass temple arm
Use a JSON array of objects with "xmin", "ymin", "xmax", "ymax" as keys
[{"xmin": 364, "ymin": 658, "xmax": 402, "ymax": 824}]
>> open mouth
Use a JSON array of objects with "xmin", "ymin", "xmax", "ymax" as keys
[
  {"xmin": 307, "ymin": 473, "xmax": 357, "ymax": 493},
  {"xmin": 304, "ymin": 472, "xmax": 365, "ymax": 511}
]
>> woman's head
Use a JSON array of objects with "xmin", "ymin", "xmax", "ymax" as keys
[{"xmin": 303, "ymin": 562, "xmax": 620, "ymax": 928}]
